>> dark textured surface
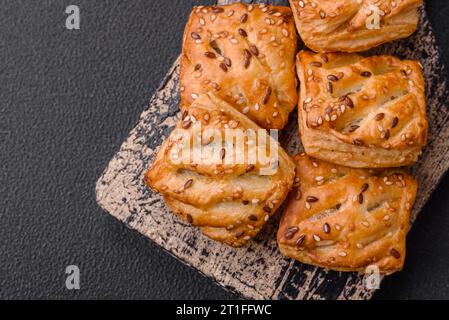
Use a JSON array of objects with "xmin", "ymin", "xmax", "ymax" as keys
[{"xmin": 1, "ymin": 0, "xmax": 449, "ymax": 300}]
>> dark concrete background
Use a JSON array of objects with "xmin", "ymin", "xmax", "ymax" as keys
[{"xmin": 1, "ymin": 0, "xmax": 449, "ymax": 300}]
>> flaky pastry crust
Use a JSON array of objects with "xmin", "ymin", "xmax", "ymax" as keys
[
  {"xmin": 145, "ymin": 93, "xmax": 295, "ymax": 247},
  {"xmin": 180, "ymin": 3, "xmax": 298, "ymax": 130},
  {"xmin": 297, "ymin": 51, "xmax": 428, "ymax": 168},
  {"xmin": 277, "ymin": 154, "xmax": 417, "ymax": 274},
  {"xmin": 290, "ymin": 0, "xmax": 423, "ymax": 53}
]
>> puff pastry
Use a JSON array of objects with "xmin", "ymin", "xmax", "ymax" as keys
[
  {"xmin": 277, "ymin": 154, "xmax": 417, "ymax": 274},
  {"xmin": 290, "ymin": 0, "xmax": 422, "ymax": 53},
  {"xmin": 180, "ymin": 3, "xmax": 298, "ymax": 130},
  {"xmin": 297, "ymin": 51, "xmax": 428, "ymax": 168},
  {"xmin": 145, "ymin": 93, "xmax": 295, "ymax": 247}
]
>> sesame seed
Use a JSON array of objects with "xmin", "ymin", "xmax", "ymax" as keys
[
  {"xmin": 263, "ymin": 206, "xmax": 271, "ymax": 213},
  {"xmin": 182, "ymin": 119, "xmax": 192, "ymax": 129},
  {"xmin": 219, "ymin": 63, "xmax": 230, "ymax": 73},
  {"xmin": 323, "ymin": 223, "xmax": 331, "ymax": 234},
  {"xmin": 204, "ymin": 51, "xmax": 216, "ymax": 59},
  {"xmin": 390, "ymin": 248, "xmax": 401, "ymax": 259},
  {"xmin": 240, "ymin": 13, "xmax": 248, "ymax": 23},
  {"xmin": 375, "ymin": 113, "xmax": 385, "ymax": 121},
  {"xmin": 263, "ymin": 87, "xmax": 272, "ymax": 105},
  {"xmin": 191, "ymin": 32, "xmax": 201, "ymax": 40},
  {"xmin": 285, "ymin": 226, "xmax": 299, "ymax": 239},
  {"xmin": 313, "ymin": 234, "xmax": 321, "ymax": 242},
  {"xmin": 238, "ymin": 28, "xmax": 247, "ymax": 37},
  {"xmin": 360, "ymin": 71, "xmax": 372, "ymax": 77},
  {"xmin": 235, "ymin": 230, "xmax": 244, "ymax": 239},
  {"xmin": 243, "ymin": 49, "xmax": 251, "ymax": 68},
  {"xmin": 186, "ymin": 214, "xmax": 193, "ymax": 223},
  {"xmin": 344, "ymin": 96, "xmax": 354, "ymax": 108},
  {"xmin": 227, "ymin": 10, "xmax": 234, "ymax": 17},
  {"xmin": 360, "ymin": 183, "xmax": 369, "ymax": 193},
  {"xmin": 296, "ymin": 235, "xmax": 306, "ymax": 247},
  {"xmin": 306, "ymin": 196, "xmax": 318, "ymax": 203},
  {"xmin": 242, "ymin": 106, "xmax": 250, "ymax": 114},
  {"xmin": 326, "ymin": 82, "xmax": 333, "ymax": 94},
  {"xmin": 211, "ymin": 7, "xmax": 224, "ymax": 14},
  {"xmin": 356, "ymin": 243, "xmax": 363, "ymax": 249},
  {"xmin": 309, "ymin": 61, "xmax": 322, "ymax": 67},
  {"xmin": 338, "ymin": 251, "xmax": 347, "ymax": 257},
  {"xmin": 358, "ymin": 193, "xmax": 364, "ymax": 204},
  {"xmin": 249, "ymin": 45, "xmax": 259, "ymax": 56},
  {"xmin": 220, "ymin": 57, "xmax": 230, "ymax": 67},
  {"xmin": 248, "ymin": 214, "xmax": 258, "ymax": 221},
  {"xmin": 254, "ymin": 103, "xmax": 260, "ymax": 111},
  {"xmin": 327, "ymin": 74, "xmax": 338, "ymax": 82},
  {"xmin": 184, "ymin": 179, "xmax": 193, "ymax": 189},
  {"xmin": 349, "ymin": 125, "xmax": 359, "ymax": 133},
  {"xmin": 199, "ymin": 18, "xmax": 205, "ymax": 26},
  {"xmin": 282, "ymin": 28, "xmax": 289, "ymax": 37},
  {"xmin": 391, "ymin": 116, "xmax": 399, "ymax": 128}
]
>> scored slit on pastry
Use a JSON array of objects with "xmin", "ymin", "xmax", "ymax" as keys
[
  {"xmin": 296, "ymin": 50, "xmax": 428, "ymax": 168},
  {"xmin": 180, "ymin": 3, "xmax": 298, "ymax": 130},
  {"xmin": 145, "ymin": 93, "xmax": 295, "ymax": 247},
  {"xmin": 289, "ymin": 0, "xmax": 423, "ymax": 53},
  {"xmin": 277, "ymin": 154, "xmax": 417, "ymax": 274}
]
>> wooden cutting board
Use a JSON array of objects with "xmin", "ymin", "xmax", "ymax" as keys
[{"xmin": 96, "ymin": 0, "xmax": 449, "ymax": 300}]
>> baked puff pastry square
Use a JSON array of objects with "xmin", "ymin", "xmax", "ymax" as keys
[
  {"xmin": 180, "ymin": 3, "xmax": 298, "ymax": 130},
  {"xmin": 145, "ymin": 93, "xmax": 295, "ymax": 247},
  {"xmin": 290, "ymin": 0, "xmax": 423, "ymax": 53},
  {"xmin": 277, "ymin": 154, "xmax": 418, "ymax": 274},
  {"xmin": 297, "ymin": 51, "xmax": 428, "ymax": 168}
]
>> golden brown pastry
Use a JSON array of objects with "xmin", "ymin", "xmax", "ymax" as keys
[
  {"xmin": 278, "ymin": 154, "xmax": 417, "ymax": 274},
  {"xmin": 297, "ymin": 51, "xmax": 428, "ymax": 168},
  {"xmin": 290, "ymin": 0, "xmax": 423, "ymax": 53},
  {"xmin": 145, "ymin": 93, "xmax": 295, "ymax": 247},
  {"xmin": 180, "ymin": 3, "xmax": 298, "ymax": 130}
]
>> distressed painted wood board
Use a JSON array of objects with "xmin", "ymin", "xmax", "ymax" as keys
[{"xmin": 96, "ymin": 0, "xmax": 449, "ymax": 300}]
